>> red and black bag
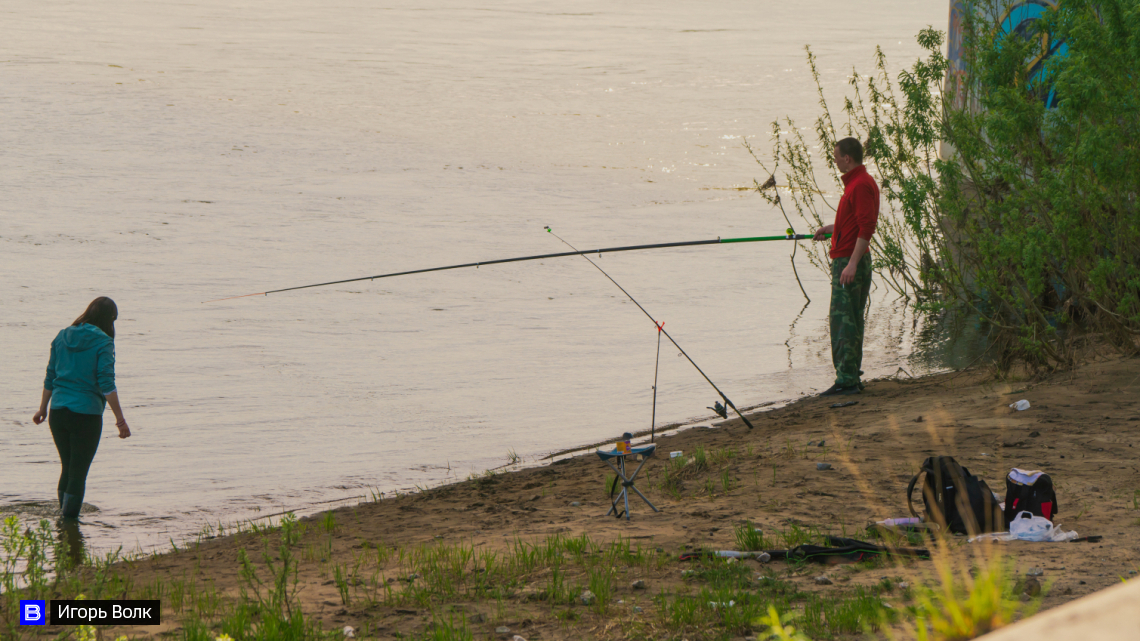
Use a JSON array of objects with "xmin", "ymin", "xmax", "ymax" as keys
[
  {"xmin": 1004, "ymin": 468, "xmax": 1058, "ymax": 528},
  {"xmin": 907, "ymin": 456, "xmax": 1004, "ymax": 535}
]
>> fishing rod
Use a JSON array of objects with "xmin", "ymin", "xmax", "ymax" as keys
[
  {"xmin": 204, "ymin": 230, "xmax": 827, "ymax": 302},
  {"xmin": 544, "ymin": 227, "xmax": 758, "ymax": 431}
]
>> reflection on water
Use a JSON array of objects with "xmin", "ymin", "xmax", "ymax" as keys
[
  {"xmin": 784, "ymin": 300, "xmax": 811, "ymax": 369},
  {"xmin": 0, "ymin": 502, "xmax": 89, "ymax": 576},
  {"xmin": 911, "ymin": 308, "xmax": 998, "ymax": 372},
  {"xmin": 58, "ymin": 519, "xmax": 87, "ymax": 570},
  {"xmin": 0, "ymin": 501, "xmax": 99, "ymax": 519}
]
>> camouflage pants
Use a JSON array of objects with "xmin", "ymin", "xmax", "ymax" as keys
[{"xmin": 830, "ymin": 255, "xmax": 872, "ymax": 388}]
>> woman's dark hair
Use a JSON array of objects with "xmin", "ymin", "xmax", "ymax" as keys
[
  {"xmin": 72, "ymin": 297, "xmax": 118, "ymax": 340},
  {"xmin": 835, "ymin": 137, "xmax": 864, "ymax": 164}
]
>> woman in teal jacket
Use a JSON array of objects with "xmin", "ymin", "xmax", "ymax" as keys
[{"xmin": 32, "ymin": 297, "xmax": 132, "ymax": 519}]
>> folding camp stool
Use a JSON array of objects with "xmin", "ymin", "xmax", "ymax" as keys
[{"xmin": 596, "ymin": 443, "xmax": 659, "ymax": 520}]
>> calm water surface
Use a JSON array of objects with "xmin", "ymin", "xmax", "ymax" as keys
[{"xmin": 2, "ymin": 0, "xmax": 947, "ymax": 553}]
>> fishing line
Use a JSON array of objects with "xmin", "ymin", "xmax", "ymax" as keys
[
  {"xmin": 651, "ymin": 321, "xmax": 663, "ymax": 443},
  {"xmin": 756, "ymin": 173, "xmax": 812, "ymax": 303},
  {"xmin": 544, "ymin": 227, "xmax": 757, "ymax": 431}
]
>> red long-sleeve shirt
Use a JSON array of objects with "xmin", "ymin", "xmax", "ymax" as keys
[{"xmin": 830, "ymin": 164, "xmax": 880, "ymax": 259}]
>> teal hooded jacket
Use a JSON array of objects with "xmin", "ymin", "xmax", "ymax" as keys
[{"xmin": 44, "ymin": 324, "xmax": 116, "ymax": 416}]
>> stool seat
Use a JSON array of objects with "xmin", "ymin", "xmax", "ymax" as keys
[
  {"xmin": 595, "ymin": 444, "xmax": 656, "ymax": 461},
  {"xmin": 596, "ymin": 442, "xmax": 659, "ymax": 520}
]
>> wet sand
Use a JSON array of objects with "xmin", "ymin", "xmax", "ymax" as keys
[{"xmin": 92, "ymin": 354, "xmax": 1140, "ymax": 639}]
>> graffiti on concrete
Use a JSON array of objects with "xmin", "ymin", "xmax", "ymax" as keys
[{"xmin": 945, "ymin": 0, "xmax": 1067, "ymax": 110}]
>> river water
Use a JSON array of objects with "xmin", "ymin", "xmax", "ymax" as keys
[{"xmin": 2, "ymin": 0, "xmax": 949, "ymax": 555}]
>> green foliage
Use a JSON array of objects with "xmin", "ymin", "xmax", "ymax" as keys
[
  {"xmin": 604, "ymin": 472, "xmax": 618, "ymax": 495},
  {"xmin": 720, "ymin": 469, "xmax": 736, "ymax": 493},
  {"xmin": 733, "ymin": 520, "xmax": 767, "ymax": 551},
  {"xmin": 663, "ymin": 556, "xmax": 890, "ymax": 639},
  {"xmin": 730, "ymin": 521, "xmax": 829, "ymax": 555},
  {"xmin": 1, "ymin": 517, "xmax": 61, "ymax": 635},
  {"xmin": 3, "ymin": 511, "xmax": 1028, "ymax": 641},
  {"xmin": 709, "ymin": 447, "xmax": 737, "ymax": 466},
  {"xmin": 280, "ymin": 512, "xmax": 303, "ymax": 546},
  {"xmin": 903, "ymin": 549, "xmax": 1039, "ymax": 641},
  {"xmin": 756, "ymin": 605, "xmax": 814, "ymax": 641},
  {"xmin": 412, "ymin": 615, "xmax": 474, "ymax": 641},
  {"xmin": 692, "ymin": 446, "xmax": 709, "ymax": 472},
  {"xmin": 220, "ymin": 526, "xmax": 331, "ymax": 639},
  {"xmin": 333, "ymin": 563, "xmax": 350, "ymax": 605},
  {"xmin": 754, "ymin": 0, "xmax": 1140, "ymax": 368},
  {"xmin": 586, "ymin": 565, "xmax": 615, "ymax": 615},
  {"xmin": 802, "ymin": 587, "xmax": 889, "ymax": 635},
  {"xmin": 779, "ymin": 522, "xmax": 826, "ymax": 548},
  {"xmin": 1, "ymin": 516, "xmax": 130, "ymax": 637},
  {"xmin": 658, "ymin": 461, "xmax": 685, "ymax": 499}
]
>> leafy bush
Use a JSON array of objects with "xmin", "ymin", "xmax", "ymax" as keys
[{"xmin": 754, "ymin": 0, "xmax": 1140, "ymax": 368}]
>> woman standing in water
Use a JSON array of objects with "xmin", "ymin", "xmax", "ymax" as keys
[{"xmin": 32, "ymin": 297, "xmax": 131, "ymax": 519}]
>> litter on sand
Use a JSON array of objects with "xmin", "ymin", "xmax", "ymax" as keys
[
  {"xmin": 709, "ymin": 550, "xmax": 772, "ymax": 561},
  {"xmin": 679, "ymin": 537, "xmax": 930, "ymax": 564},
  {"xmin": 876, "ymin": 517, "xmax": 923, "ymax": 527}
]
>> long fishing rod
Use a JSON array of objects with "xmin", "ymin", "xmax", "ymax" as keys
[
  {"xmin": 204, "ymin": 231, "xmax": 826, "ymax": 302},
  {"xmin": 544, "ymin": 227, "xmax": 758, "ymax": 431}
]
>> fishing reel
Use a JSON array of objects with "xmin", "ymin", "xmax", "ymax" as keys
[{"xmin": 707, "ymin": 400, "xmax": 728, "ymax": 419}]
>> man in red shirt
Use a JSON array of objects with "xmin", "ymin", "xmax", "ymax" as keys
[{"xmin": 812, "ymin": 137, "xmax": 879, "ymax": 396}]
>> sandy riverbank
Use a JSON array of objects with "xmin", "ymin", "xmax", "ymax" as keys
[{"xmin": 48, "ymin": 355, "xmax": 1140, "ymax": 640}]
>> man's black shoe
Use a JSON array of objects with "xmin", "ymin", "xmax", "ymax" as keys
[{"xmin": 820, "ymin": 384, "xmax": 861, "ymax": 397}]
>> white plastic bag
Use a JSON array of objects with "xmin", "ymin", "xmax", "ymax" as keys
[
  {"xmin": 1009, "ymin": 399, "xmax": 1031, "ymax": 411},
  {"xmin": 971, "ymin": 511, "xmax": 1078, "ymax": 542},
  {"xmin": 1009, "ymin": 511, "xmax": 1054, "ymax": 541}
]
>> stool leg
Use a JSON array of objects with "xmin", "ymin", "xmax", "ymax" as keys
[
  {"xmin": 603, "ymin": 458, "xmax": 626, "ymax": 517},
  {"xmin": 630, "ymin": 484, "xmax": 659, "ymax": 512},
  {"xmin": 622, "ymin": 455, "xmax": 658, "ymax": 514},
  {"xmin": 601, "ymin": 455, "xmax": 659, "ymax": 519},
  {"xmin": 620, "ymin": 457, "xmax": 631, "ymax": 520}
]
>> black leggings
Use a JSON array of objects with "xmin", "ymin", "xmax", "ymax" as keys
[{"xmin": 49, "ymin": 407, "xmax": 102, "ymax": 508}]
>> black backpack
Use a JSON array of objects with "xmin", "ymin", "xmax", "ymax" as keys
[
  {"xmin": 907, "ymin": 456, "xmax": 1004, "ymax": 535},
  {"xmin": 1003, "ymin": 469, "xmax": 1058, "ymax": 528}
]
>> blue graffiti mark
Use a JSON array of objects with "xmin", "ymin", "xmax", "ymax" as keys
[
  {"xmin": 996, "ymin": 0, "xmax": 1068, "ymax": 108},
  {"xmin": 946, "ymin": 0, "xmax": 1069, "ymax": 110}
]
